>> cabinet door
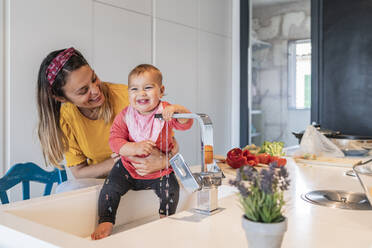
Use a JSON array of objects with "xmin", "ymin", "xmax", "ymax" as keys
[
  {"xmin": 199, "ymin": 32, "xmax": 232, "ymax": 155},
  {"xmin": 93, "ymin": 2, "xmax": 152, "ymax": 84},
  {"xmin": 96, "ymin": 0, "xmax": 152, "ymax": 15},
  {"xmin": 156, "ymin": 0, "xmax": 198, "ymax": 28},
  {"xmin": 7, "ymin": 0, "xmax": 92, "ymax": 168},
  {"xmin": 155, "ymin": 20, "xmax": 199, "ymax": 165},
  {"xmin": 200, "ymin": 0, "xmax": 232, "ymax": 37}
]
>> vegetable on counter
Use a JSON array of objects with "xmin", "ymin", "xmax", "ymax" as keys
[
  {"xmin": 226, "ymin": 148, "xmax": 258, "ymax": 168},
  {"xmin": 226, "ymin": 145, "xmax": 287, "ymax": 169},
  {"xmin": 301, "ymin": 153, "xmax": 317, "ymax": 160},
  {"xmin": 242, "ymin": 144, "xmax": 261, "ymax": 154},
  {"xmin": 259, "ymin": 141, "xmax": 285, "ymax": 157},
  {"xmin": 257, "ymin": 153, "xmax": 286, "ymax": 167}
]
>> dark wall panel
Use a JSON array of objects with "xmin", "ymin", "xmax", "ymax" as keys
[
  {"xmin": 312, "ymin": 0, "xmax": 372, "ymax": 135},
  {"xmin": 240, "ymin": 0, "xmax": 249, "ymax": 146}
]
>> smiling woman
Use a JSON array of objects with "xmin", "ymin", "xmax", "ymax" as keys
[
  {"xmin": 57, "ymin": 67, "xmax": 110, "ymax": 121},
  {"xmin": 36, "ymin": 48, "xmax": 177, "ymax": 189}
]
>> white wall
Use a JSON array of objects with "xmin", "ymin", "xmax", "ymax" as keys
[
  {"xmin": 0, "ymin": 0, "xmax": 5, "ymax": 175},
  {"xmin": 0, "ymin": 0, "xmax": 5, "ymax": 176},
  {"xmin": 1, "ymin": 0, "xmax": 237, "ymax": 201}
]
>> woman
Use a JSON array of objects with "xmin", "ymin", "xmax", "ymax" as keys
[{"xmin": 36, "ymin": 47, "xmax": 177, "ymax": 189}]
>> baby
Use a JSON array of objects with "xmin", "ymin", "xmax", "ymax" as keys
[{"xmin": 91, "ymin": 64, "xmax": 193, "ymax": 240}]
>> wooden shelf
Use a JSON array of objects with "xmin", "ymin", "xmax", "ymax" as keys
[
  {"xmin": 251, "ymin": 110, "xmax": 262, "ymax": 115},
  {"xmin": 251, "ymin": 132, "xmax": 261, "ymax": 137}
]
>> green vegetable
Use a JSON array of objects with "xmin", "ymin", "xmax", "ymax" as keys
[
  {"xmin": 303, "ymin": 153, "xmax": 316, "ymax": 160},
  {"xmin": 259, "ymin": 141, "xmax": 285, "ymax": 156}
]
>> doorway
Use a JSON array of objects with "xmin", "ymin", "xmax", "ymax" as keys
[{"xmin": 249, "ymin": 0, "xmax": 311, "ymax": 147}]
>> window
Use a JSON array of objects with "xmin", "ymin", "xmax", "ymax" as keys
[{"xmin": 288, "ymin": 40, "xmax": 311, "ymax": 109}]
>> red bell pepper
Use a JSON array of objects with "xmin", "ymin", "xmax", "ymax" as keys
[
  {"xmin": 226, "ymin": 148, "xmax": 248, "ymax": 169},
  {"xmin": 226, "ymin": 148, "xmax": 259, "ymax": 168}
]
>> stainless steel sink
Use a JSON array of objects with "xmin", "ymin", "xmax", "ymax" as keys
[{"xmin": 301, "ymin": 190, "xmax": 372, "ymax": 210}]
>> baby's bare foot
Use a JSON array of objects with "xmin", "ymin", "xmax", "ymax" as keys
[{"xmin": 91, "ymin": 222, "xmax": 113, "ymax": 240}]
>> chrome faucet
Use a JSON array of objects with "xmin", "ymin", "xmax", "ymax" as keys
[{"xmin": 155, "ymin": 113, "xmax": 224, "ymax": 215}]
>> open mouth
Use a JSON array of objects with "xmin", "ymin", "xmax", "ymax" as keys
[
  {"xmin": 90, "ymin": 94, "xmax": 102, "ymax": 103},
  {"xmin": 137, "ymin": 99, "xmax": 150, "ymax": 105}
]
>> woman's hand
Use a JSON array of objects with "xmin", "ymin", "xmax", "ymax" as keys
[
  {"xmin": 129, "ymin": 148, "xmax": 167, "ymax": 175},
  {"xmin": 134, "ymin": 140, "xmax": 156, "ymax": 156},
  {"xmin": 111, "ymin": 153, "xmax": 120, "ymax": 162},
  {"xmin": 130, "ymin": 138, "xmax": 179, "ymax": 175}
]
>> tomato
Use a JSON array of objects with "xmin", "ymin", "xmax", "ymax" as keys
[
  {"xmin": 277, "ymin": 158, "xmax": 287, "ymax": 167},
  {"xmin": 247, "ymin": 160, "xmax": 257, "ymax": 167},
  {"xmin": 270, "ymin": 156, "xmax": 279, "ymax": 163},
  {"xmin": 257, "ymin": 153, "xmax": 270, "ymax": 164},
  {"xmin": 242, "ymin": 149, "xmax": 250, "ymax": 157},
  {"xmin": 269, "ymin": 156, "xmax": 287, "ymax": 167}
]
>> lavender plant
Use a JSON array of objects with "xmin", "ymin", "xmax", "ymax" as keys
[{"xmin": 229, "ymin": 163, "xmax": 290, "ymax": 223}]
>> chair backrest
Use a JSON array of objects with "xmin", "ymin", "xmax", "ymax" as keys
[{"xmin": 0, "ymin": 162, "xmax": 67, "ymax": 204}]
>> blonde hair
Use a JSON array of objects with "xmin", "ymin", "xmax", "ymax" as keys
[
  {"xmin": 37, "ymin": 49, "xmax": 113, "ymax": 168},
  {"xmin": 90, "ymin": 83, "xmax": 114, "ymax": 124},
  {"xmin": 128, "ymin": 64, "xmax": 163, "ymax": 86}
]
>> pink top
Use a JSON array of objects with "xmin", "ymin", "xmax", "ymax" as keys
[{"xmin": 109, "ymin": 101, "xmax": 193, "ymax": 179}]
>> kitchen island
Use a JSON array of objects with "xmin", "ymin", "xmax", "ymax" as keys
[{"xmin": 1, "ymin": 158, "xmax": 372, "ymax": 248}]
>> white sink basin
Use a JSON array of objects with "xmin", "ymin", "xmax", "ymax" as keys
[{"xmin": 0, "ymin": 183, "xmax": 197, "ymax": 240}]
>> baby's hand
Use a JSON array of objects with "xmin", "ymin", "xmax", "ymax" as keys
[
  {"xmin": 162, "ymin": 105, "xmax": 176, "ymax": 121},
  {"xmin": 134, "ymin": 140, "xmax": 156, "ymax": 156}
]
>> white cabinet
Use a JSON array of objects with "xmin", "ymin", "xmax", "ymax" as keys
[
  {"xmin": 156, "ymin": 0, "xmax": 198, "ymax": 27},
  {"xmin": 155, "ymin": 19, "xmax": 199, "ymax": 164},
  {"xmin": 200, "ymin": 0, "xmax": 232, "ymax": 36},
  {"xmin": 7, "ymin": 0, "xmax": 92, "ymax": 169},
  {"xmin": 199, "ymin": 32, "xmax": 232, "ymax": 155},
  {"xmin": 96, "ymin": 0, "xmax": 152, "ymax": 15},
  {"xmin": 93, "ymin": 2, "xmax": 152, "ymax": 84}
]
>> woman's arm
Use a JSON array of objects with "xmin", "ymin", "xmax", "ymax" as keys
[
  {"xmin": 69, "ymin": 157, "xmax": 116, "ymax": 179},
  {"xmin": 130, "ymin": 137, "xmax": 179, "ymax": 175},
  {"xmin": 70, "ymin": 137, "xmax": 179, "ymax": 178}
]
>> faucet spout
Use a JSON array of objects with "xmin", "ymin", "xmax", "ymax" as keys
[
  {"xmin": 159, "ymin": 113, "xmax": 213, "ymax": 173},
  {"xmin": 155, "ymin": 113, "xmax": 223, "ymax": 215}
]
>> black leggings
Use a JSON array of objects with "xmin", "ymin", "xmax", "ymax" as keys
[{"xmin": 98, "ymin": 160, "xmax": 180, "ymax": 224}]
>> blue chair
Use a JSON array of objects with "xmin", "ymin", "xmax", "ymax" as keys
[{"xmin": 0, "ymin": 162, "xmax": 67, "ymax": 204}]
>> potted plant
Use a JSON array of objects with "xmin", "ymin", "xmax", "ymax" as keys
[{"xmin": 229, "ymin": 162, "xmax": 290, "ymax": 248}]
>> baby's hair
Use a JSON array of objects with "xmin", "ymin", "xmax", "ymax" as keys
[{"xmin": 128, "ymin": 64, "xmax": 162, "ymax": 86}]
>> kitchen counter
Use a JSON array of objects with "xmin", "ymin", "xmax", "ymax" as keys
[{"xmin": 1, "ymin": 158, "xmax": 372, "ymax": 247}]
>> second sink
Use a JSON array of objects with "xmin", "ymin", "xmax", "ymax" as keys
[{"xmin": 301, "ymin": 190, "xmax": 372, "ymax": 210}]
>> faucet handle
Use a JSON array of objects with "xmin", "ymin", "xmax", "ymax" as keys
[
  {"xmin": 169, "ymin": 153, "xmax": 201, "ymax": 193},
  {"xmin": 154, "ymin": 113, "xmax": 181, "ymax": 120}
]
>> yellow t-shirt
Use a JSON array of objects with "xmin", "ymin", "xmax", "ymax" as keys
[{"xmin": 60, "ymin": 82, "xmax": 129, "ymax": 167}]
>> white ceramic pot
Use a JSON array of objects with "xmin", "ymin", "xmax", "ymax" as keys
[{"xmin": 241, "ymin": 215, "xmax": 287, "ymax": 248}]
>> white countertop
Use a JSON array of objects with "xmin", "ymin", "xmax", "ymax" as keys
[
  {"xmin": 1, "ymin": 158, "xmax": 372, "ymax": 248},
  {"xmin": 95, "ymin": 159, "xmax": 372, "ymax": 248}
]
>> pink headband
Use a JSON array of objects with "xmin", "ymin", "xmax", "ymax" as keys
[{"xmin": 46, "ymin": 47, "xmax": 75, "ymax": 85}]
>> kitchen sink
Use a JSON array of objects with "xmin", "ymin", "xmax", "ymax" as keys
[{"xmin": 301, "ymin": 190, "xmax": 372, "ymax": 210}]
